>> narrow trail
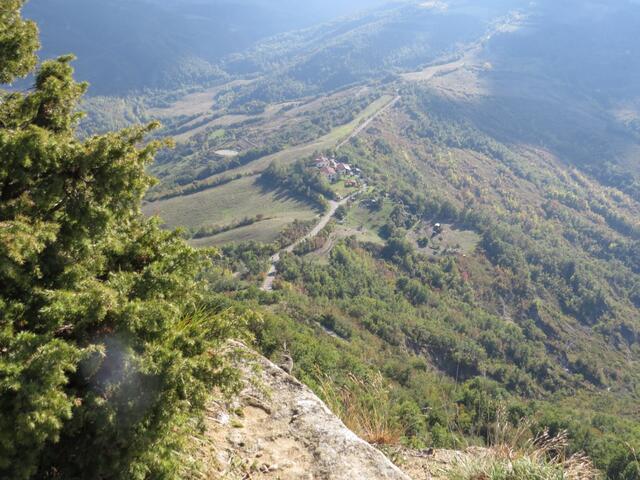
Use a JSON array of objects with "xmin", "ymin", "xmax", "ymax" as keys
[
  {"xmin": 261, "ymin": 189, "xmax": 363, "ymax": 291},
  {"xmin": 336, "ymin": 95, "xmax": 401, "ymax": 150}
]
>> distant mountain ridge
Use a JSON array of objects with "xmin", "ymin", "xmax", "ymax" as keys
[{"xmin": 24, "ymin": 0, "xmax": 389, "ymax": 95}]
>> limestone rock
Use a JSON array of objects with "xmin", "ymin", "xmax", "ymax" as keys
[{"xmin": 204, "ymin": 342, "xmax": 411, "ymax": 480}]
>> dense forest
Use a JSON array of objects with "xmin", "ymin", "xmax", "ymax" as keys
[
  {"xmin": 23, "ymin": 0, "xmax": 390, "ymax": 94},
  {"xmin": 208, "ymin": 73, "xmax": 640, "ymax": 480}
]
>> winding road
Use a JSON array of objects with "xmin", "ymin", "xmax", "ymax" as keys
[
  {"xmin": 260, "ymin": 92, "xmax": 400, "ymax": 291},
  {"xmin": 261, "ymin": 189, "xmax": 363, "ymax": 291}
]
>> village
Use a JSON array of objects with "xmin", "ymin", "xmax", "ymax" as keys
[{"xmin": 313, "ymin": 154, "xmax": 362, "ymax": 188}]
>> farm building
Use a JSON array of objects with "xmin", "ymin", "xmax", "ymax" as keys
[
  {"xmin": 336, "ymin": 163, "xmax": 352, "ymax": 174},
  {"xmin": 314, "ymin": 155, "xmax": 332, "ymax": 168},
  {"xmin": 320, "ymin": 166, "xmax": 337, "ymax": 181}
]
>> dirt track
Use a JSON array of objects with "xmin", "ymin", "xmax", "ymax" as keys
[{"xmin": 261, "ymin": 189, "xmax": 363, "ymax": 291}]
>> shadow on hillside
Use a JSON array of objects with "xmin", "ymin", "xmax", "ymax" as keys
[{"xmin": 253, "ymin": 176, "xmax": 324, "ymax": 213}]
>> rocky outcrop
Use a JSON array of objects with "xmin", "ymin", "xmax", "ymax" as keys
[{"xmin": 202, "ymin": 342, "xmax": 411, "ymax": 479}]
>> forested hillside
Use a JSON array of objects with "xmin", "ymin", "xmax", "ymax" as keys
[
  {"xmin": 6, "ymin": 0, "xmax": 640, "ymax": 478},
  {"xmin": 139, "ymin": 1, "xmax": 640, "ymax": 477},
  {"xmin": 23, "ymin": 0, "xmax": 388, "ymax": 95}
]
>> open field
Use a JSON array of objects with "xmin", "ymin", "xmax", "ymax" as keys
[
  {"xmin": 340, "ymin": 201, "xmax": 390, "ymax": 246},
  {"xmin": 336, "ymin": 95, "xmax": 400, "ymax": 149},
  {"xmin": 147, "ymin": 79, "xmax": 254, "ymax": 118},
  {"xmin": 143, "ymin": 175, "xmax": 319, "ymax": 234},
  {"xmin": 407, "ymin": 222, "xmax": 480, "ymax": 257},
  {"xmin": 401, "ymin": 48, "xmax": 479, "ymax": 83},
  {"xmin": 330, "ymin": 179, "xmax": 360, "ymax": 199},
  {"xmin": 172, "ymin": 118, "xmax": 229, "ymax": 142},
  {"xmin": 330, "ymin": 95, "xmax": 395, "ymax": 146},
  {"xmin": 189, "ymin": 216, "xmax": 306, "ymax": 247},
  {"xmin": 305, "ymin": 225, "xmax": 383, "ymax": 264}
]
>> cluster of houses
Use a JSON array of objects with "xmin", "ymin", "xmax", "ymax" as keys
[{"xmin": 314, "ymin": 155, "xmax": 360, "ymax": 184}]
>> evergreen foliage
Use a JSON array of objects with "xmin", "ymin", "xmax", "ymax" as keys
[{"xmin": 0, "ymin": 3, "xmax": 245, "ymax": 478}]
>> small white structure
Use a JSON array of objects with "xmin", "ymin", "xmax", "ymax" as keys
[{"xmin": 336, "ymin": 163, "xmax": 352, "ymax": 175}]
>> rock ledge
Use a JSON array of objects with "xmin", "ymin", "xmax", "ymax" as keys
[{"xmin": 204, "ymin": 342, "xmax": 411, "ymax": 480}]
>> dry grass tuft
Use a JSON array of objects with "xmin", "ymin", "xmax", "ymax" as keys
[
  {"xmin": 316, "ymin": 371, "xmax": 403, "ymax": 446},
  {"xmin": 448, "ymin": 408, "xmax": 601, "ymax": 480}
]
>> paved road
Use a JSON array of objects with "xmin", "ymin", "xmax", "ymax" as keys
[
  {"xmin": 261, "ymin": 190, "xmax": 363, "ymax": 291},
  {"xmin": 336, "ymin": 95, "xmax": 401, "ymax": 150}
]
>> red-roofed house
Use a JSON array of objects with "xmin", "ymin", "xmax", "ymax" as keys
[
  {"xmin": 336, "ymin": 163, "xmax": 352, "ymax": 175},
  {"xmin": 320, "ymin": 166, "xmax": 337, "ymax": 181}
]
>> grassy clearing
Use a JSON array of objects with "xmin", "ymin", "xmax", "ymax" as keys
[
  {"xmin": 343, "ymin": 201, "xmax": 392, "ymax": 244},
  {"xmin": 303, "ymin": 199, "xmax": 386, "ymax": 262},
  {"xmin": 304, "ymin": 225, "xmax": 383, "ymax": 264},
  {"xmin": 143, "ymin": 175, "xmax": 319, "ymax": 235},
  {"xmin": 147, "ymin": 79, "xmax": 254, "ymax": 118},
  {"xmin": 329, "ymin": 94, "xmax": 394, "ymax": 144},
  {"xmin": 407, "ymin": 222, "xmax": 480, "ymax": 257},
  {"xmin": 331, "ymin": 179, "xmax": 359, "ymax": 199}
]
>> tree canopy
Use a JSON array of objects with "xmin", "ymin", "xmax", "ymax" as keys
[{"xmin": 0, "ymin": 2, "xmax": 244, "ymax": 478}]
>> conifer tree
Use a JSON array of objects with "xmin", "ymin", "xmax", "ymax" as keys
[{"xmin": 0, "ymin": 2, "xmax": 242, "ymax": 478}]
